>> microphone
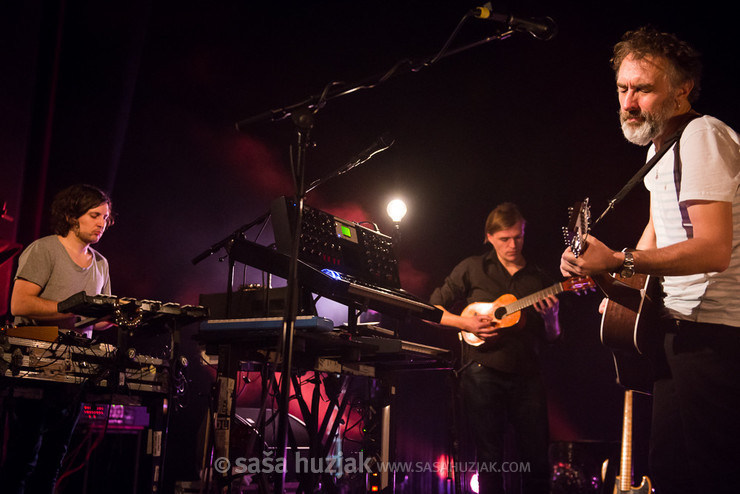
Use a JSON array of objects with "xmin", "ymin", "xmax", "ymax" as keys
[{"xmin": 473, "ymin": 2, "xmax": 557, "ymax": 41}]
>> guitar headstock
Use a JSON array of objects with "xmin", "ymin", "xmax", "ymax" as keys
[
  {"xmin": 562, "ymin": 198, "xmax": 591, "ymax": 258},
  {"xmin": 562, "ymin": 276, "xmax": 596, "ymax": 294}
]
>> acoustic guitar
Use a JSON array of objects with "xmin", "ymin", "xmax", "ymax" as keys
[
  {"xmin": 564, "ymin": 199, "xmax": 663, "ymax": 392},
  {"xmin": 564, "ymin": 199, "xmax": 662, "ymax": 350},
  {"xmin": 459, "ymin": 276, "xmax": 595, "ymax": 346}
]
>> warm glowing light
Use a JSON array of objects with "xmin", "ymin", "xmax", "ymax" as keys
[
  {"xmin": 470, "ymin": 472, "xmax": 479, "ymax": 493},
  {"xmin": 386, "ymin": 199, "xmax": 407, "ymax": 223},
  {"xmin": 436, "ymin": 454, "xmax": 449, "ymax": 479}
]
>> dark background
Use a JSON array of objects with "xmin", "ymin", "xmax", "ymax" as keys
[{"xmin": 2, "ymin": 1, "xmax": 738, "ymax": 491}]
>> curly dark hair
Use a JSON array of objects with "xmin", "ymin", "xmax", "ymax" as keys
[
  {"xmin": 49, "ymin": 184, "xmax": 114, "ymax": 236},
  {"xmin": 612, "ymin": 26, "xmax": 702, "ymax": 103}
]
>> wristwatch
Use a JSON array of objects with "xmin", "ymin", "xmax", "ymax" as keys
[{"xmin": 619, "ymin": 249, "xmax": 635, "ymax": 278}]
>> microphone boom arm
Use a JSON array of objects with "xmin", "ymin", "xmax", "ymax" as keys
[
  {"xmin": 305, "ymin": 133, "xmax": 395, "ymax": 194},
  {"xmin": 234, "ymin": 9, "xmax": 523, "ymax": 130}
]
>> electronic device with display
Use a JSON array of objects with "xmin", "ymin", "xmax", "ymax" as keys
[{"xmin": 271, "ymin": 196, "xmax": 401, "ymax": 290}]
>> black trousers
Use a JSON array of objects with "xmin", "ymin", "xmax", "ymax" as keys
[
  {"xmin": 650, "ymin": 319, "xmax": 740, "ymax": 494},
  {"xmin": 0, "ymin": 386, "xmax": 82, "ymax": 494},
  {"xmin": 460, "ymin": 363, "xmax": 550, "ymax": 494}
]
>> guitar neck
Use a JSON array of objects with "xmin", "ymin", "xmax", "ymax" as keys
[
  {"xmin": 619, "ymin": 389, "xmax": 634, "ymax": 491},
  {"xmin": 502, "ymin": 282, "xmax": 563, "ymax": 316}
]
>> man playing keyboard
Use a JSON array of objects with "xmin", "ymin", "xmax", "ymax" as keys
[{"xmin": 2, "ymin": 183, "xmax": 115, "ymax": 493}]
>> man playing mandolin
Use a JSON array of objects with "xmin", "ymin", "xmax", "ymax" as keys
[
  {"xmin": 430, "ymin": 202, "xmax": 561, "ymax": 494},
  {"xmin": 560, "ymin": 27, "xmax": 740, "ymax": 494}
]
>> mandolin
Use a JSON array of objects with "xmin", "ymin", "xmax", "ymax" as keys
[{"xmin": 459, "ymin": 276, "xmax": 594, "ymax": 346}]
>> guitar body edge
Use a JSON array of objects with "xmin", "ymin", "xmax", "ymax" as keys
[
  {"xmin": 460, "ymin": 295, "xmax": 520, "ymax": 346},
  {"xmin": 599, "ymin": 274, "xmax": 661, "ymax": 355},
  {"xmin": 613, "ymin": 475, "xmax": 653, "ymax": 493},
  {"xmin": 599, "ymin": 273, "xmax": 662, "ymax": 393}
]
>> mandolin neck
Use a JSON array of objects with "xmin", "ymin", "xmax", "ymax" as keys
[{"xmin": 501, "ymin": 282, "xmax": 563, "ymax": 316}]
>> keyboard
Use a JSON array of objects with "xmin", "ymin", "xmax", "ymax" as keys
[
  {"xmin": 199, "ymin": 315, "xmax": 334, "ymax": 338},
  {"xmin": 229, "ymin": 238, "xmax": 443, "ymax": 322}
]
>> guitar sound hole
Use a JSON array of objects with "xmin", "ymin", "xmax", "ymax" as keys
[{"xmin": 493, "ymin": 307, "xmax": 507, "ymax": 320}]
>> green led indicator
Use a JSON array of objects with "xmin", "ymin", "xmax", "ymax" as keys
[{"xmin": 341, "ymin": 225, "xmax": 352, "ymax": 238}]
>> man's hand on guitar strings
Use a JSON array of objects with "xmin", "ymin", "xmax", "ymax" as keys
[
  {"xmin": 560, "ymin": 246, "xmax": 580, "ymax": 277},
  {"xmin": 561, "ymin": 235, "xmax": 623, "ymax": 277},
  {"xmin": 533, "ymin": 295, "xmax": 559, "ymax": 321},
  {"xmin": 463, "ymin": 314, "xmax": 500, "ymax": 340},
  {"xmin": 534, "ymin": 295, "xmax": 561, "ymax": 341}
]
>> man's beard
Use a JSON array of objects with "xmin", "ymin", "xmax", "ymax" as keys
[
  {"xmin": 72, "ymin": 225, "xmax": 103, "ymax": 245},
  {"xmin": 619, "ymin": 97, "xmax": 676, "ymax": 146}
]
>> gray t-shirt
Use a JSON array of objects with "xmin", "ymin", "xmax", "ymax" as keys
[{"xmin": 14, "ymin": 235, "xmax": 111, "ymax": 328}]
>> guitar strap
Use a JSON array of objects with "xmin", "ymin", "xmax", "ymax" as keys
[
  {"xmin": 673, "ymin": 137, "xmax": 694, "ymax": 238},
  {"xmin": 594, "ymin": 113, "xmax": 702, "ymax": 225}
]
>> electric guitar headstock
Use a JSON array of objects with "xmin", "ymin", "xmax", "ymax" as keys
[{"xmin": 563, "ymin": 198, "xmax": 591, "ymax": 258}]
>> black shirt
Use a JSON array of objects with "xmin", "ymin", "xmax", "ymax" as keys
[{"xmin": 429, "ymin": 248, "xmax": 555, "ymax": 375}]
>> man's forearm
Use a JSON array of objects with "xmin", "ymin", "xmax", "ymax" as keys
[{"xmin": 11, "ymin": 294, "xmax": 67, "ymax": 320}]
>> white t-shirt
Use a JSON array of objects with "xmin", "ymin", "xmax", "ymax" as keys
[{"xmin": 644, "ymin": 115, "xmax": 740, "ymax": 326}]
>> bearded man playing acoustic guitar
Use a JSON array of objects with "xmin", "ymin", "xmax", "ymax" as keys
[
  {"xmin": 430, "ymin": 202, "xmax": 560, "ymax": 494},
  {"xmin": 560, "ymin": 27, "xmax": 740, "ymax": 494}
]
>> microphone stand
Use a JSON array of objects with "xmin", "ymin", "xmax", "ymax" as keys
[
  {"xmin": 191, "ymin": 210, "xmax": 272, "ymax": 267},
  {"xmin": 305, "ymin": 133, "xmax": 394, "ymax": 195},
  {"xmin": 270, "ymin": 108, "xmax": 312, "ymax": 494},
  {"xmin": 232, "ymin": 11, "xmax": 525, "ymax": 494},
  {"xmin": 191, "ymin": 209, "xmax": 271, "ymax": 317}
]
